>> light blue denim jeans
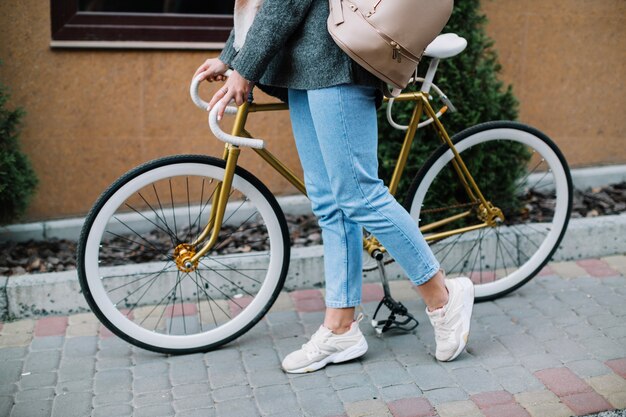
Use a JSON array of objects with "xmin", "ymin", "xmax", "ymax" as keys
[{"xmin": 288, "ymin": 84, "xmax": 440, "ymax": 308}]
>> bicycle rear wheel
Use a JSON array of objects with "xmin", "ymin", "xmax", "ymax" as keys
[
  {"xmin": 404, "ymin": 121, "xmax": 572, "ymax": 301},
  {"xmin": 77, "ymin": 155, "xmax": 290, "ymax": 354}
]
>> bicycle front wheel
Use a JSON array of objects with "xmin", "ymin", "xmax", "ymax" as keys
[
  {"xmin": 405, "ymin": 121, "xmax": 572, "ymax": 301},
  {"xmin": 77, "ymin": 155, "xmax": 290, "ymax": 354}
]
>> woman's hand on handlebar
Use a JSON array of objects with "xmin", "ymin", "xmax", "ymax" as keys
[
  {"xmin": 194, "ymin": 58, "xmax": 229, "ymax": 83},
  {"xmin": 207, "ymin": 70, "xmax": 253, "ymax": 120}
]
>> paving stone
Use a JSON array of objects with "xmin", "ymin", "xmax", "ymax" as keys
[
  {"xmin": 265, "ymin": 310, "xmax": 299, "ymax": 326},
  {"xmin": 567, "ymin": 359, "xmax": 613, "ymax": 378},
  {"xmin": 175, "ymin": 408, "xmax": 216, "ymax": 417},
  {"xmin": 212, "ymin": 385, "xmax": 252, "ymax": 402},
  {"xmin": 172, "ymin": 383, "xmax": 210, "ymax": 400},
  {"xmin": 55, "ymin": 378, "xmax": 93, "ymax": 394},
  {"xmin": 269, "ymin": 322, "xmax": 306, "ymax": 340},
  {"xmin": 344, "ymin": 399, "xmax": 391, "ymax": 417},
  {"xmin": 0, "ymin": 383, "xmax": 17, "ymax": 396},
  {"xmin": 470, "ymin": 390, "xmax": 514, "ymax": 408},
  {"xmin": 534, "ymin": 367, "xmax": 591, "ymax": 396},
  {"xmin": 544, "ymin": 338, "xmax": 590, "ymax": 363},
  {"xmin": 588, "ymin": 313, "xmax": 624, "ymax": 328},
  {"xmin": 0, "ymin": 397, "xmax": 13, "ymax": 417},
  {"xmin": 0, "ymin": 360, "xmax": 23, "ymax": 384},
  {"xmin": 605, "ymin": 358, "xmax": 626, "ymax": 378},
  {"xmin": 14, "ymin": 387, "xmax": 55, "ymax": 403},
  {"xmin": 364, "ymin": 360, "xmax": 412, "ymax": 388},
  {"xmin": 215, "ymin": 397, "xmax": 260, "ymax": 417},
  {"xmin": 560, "ymin": 391, "xmax": 613, "ymax": 416},
  {"xmin": 478, "ymin": 355, "xmax": 520, "ymax": 371},
  {"xmin": 95, "ymin": 356, "xmax": 132, "ymax": 370},
  {"xmin": 92, "ymin": 390, "xmax": 133, "ymax": 406},
  {"xmin": 336, "ymin": 384, "xmax": 379, "ymax": 403},
  {"xmin": 550, "ymin": 261, "xmax": 588, "ymax": 279},
  {"xmin": 387, "ymin": 397, "xmax": 434, "ymax": 417},
  {"xmin": 521, "ymin": 402, "xmax": 576, "ymax": 417},
  {"xmin": 254, "ymin": 384, "xmax": 300, "ymax": 414},
  {"xmin": 247, "ymin": 367, "xmax": 289, "ymax": 388},
  {"xmin": 407, "ymin": 364, "xmax": 456, "ymax": 391},
  {"xmin": 170, "ymin": 360, "xmax": 208, "ymax": 385},
  {"xmin": 607, "ymin": 391, "xmax": 626, "ymax": 409},
  {"xmin": 9, "ymin": 400, "xmax": 53, "ymax": 417},
  {"xmin": 378, "ymin": 383, "xmax": 422, "ymax": 402},
  {"xmin": 331, "ymin": 373, "xmax": 368, "ymax": 390},
  {"xmin": 518, "ymin": 353, "xmax": 563, "ymax": 372},
  {"xmin": 435, "ymin": 400, "xmax": 483, "ymax": 417},
  {"xmin": 58, "ymin": 357, "xmax": 95, "ymax": 382},
  {"xmin": 133, "ymin": 375, "xmax": 171, "ymax": 394},
  {"xmin": 586, "ymin": 374, "xmax": 626, "ymax": 398},
  {"xmin": 423, "ymin": 387, "xmax": 469, "ymax": 406},
  {"xmin": 134, "ymin": 361, "xmax": 168, "ymax": 378},
  {"xmin": 490, "ymin": 366, "xmax": 543, "ymax": 394},
  {"xmin": 94, "ymin": 369, "xmax": 132, "ymax": 394},
  {"xmin": 2, "ymin": 320, "xmax": 35, "ymax": 335},
  {"xmin": 0, "ymin": 347, "xmax": 27, "ymax": 361},
  {"xmin": 19, "ymin": 371, "xmax": 57, "ymax": 389},
  {"xmin": 289, "ymin": 371, "xmax": 330, "ymax": 391},
  {"xmin": 451, "ymin": 367, "xmax": 501, "ymax": 394},
  {"xmin": 92, "ymin": 404, "xmax": 133, "ymax": 417},
  {"xmin": 242, "ymin": 348, "xmax": 281, "ymax": 372},
  {"xmin": 480, "ymin": 403, "xmax": 530, "ymax": 417},
  {"xmin": 563, "ymin": 323, "xmax": 605, "ymax": 340},
  {"xmin": 208, "ymin": 364, "xmax": 248, "ymax": 389},
  {"xmin": 497, "ymin": 334, "xmax": 545, "ymax": 357},
  {"xmin": 23, "ymin": 350, "xmax": 61, "ymax": 374},
  {"xmin": 51, "ymin": 391, "xmax": 93, "ymax": 417},
  {"xmin": 578, "ymin": 337, "xmax": 625, "ymax": 361},
  {"xmin": 296, "ymin": 386, "xmax": 345, "ymax": 417},
  {"xmin": 134, "ymin": 404, "xmax": 175, "ymax": 417},
  {"xmin": 63, "ymin": 336, "xmax": 98, "ymax": 358},
  {"xmin": 30, "ymin": 336, "xmax": 64, "ymax": 351},
  {"xmin": 173, "ymin": 395, "xmax": 213, "ymax": 412},
  {"xmin": 324, "ymin": 361, "xmax": 364, "ymax": 377},
  {"xmin": 134, "ymin": 390, "xmax": 172, "ymax": 407}
]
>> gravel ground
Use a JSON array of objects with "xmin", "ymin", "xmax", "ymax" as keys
[
  {"xmin": 583, "ymin": 410, "xmax": 626, "ymax": 417},
  {"xmin": 1, "ymin": 182, "xmax": 625, "ymax": 276}
]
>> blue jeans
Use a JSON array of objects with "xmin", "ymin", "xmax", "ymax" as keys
[{"xmin": 288, "ymin": 84, "xmax": 440, "ymax": 308}]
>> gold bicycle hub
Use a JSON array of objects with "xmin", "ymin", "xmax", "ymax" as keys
[
  {"xmin": 174, "ymin": 243, "xmax": 199, "ymax": 273},
  {"xmin": 477, "ymin": 202, "xmax": 506, "ymax": 226}
]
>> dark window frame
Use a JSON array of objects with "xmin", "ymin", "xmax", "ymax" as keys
[{"xmin": 50, "ymin": 0, "xmax": 233, "ymax": 46}]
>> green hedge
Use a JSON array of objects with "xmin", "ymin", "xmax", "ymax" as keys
[
  {"xmin": 0, "ymin": 72, "xmax": 38, "ymax": 225},
  {"xmin": 377, "ymin": 0, "xmax": 522, "ymax": 205}
]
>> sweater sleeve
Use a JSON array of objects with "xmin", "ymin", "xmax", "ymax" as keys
[
  {"xmin": 218, "ymin": 29, "xmax": 238, "ymax": 67},
  {"xmin": 229, "ymin": 0, "xmax": 315, "ymax": 81}
]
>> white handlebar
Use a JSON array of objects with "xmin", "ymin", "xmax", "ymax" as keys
[{"xmin": 190, "ymin": 69, "xmax": 265, "ymax": 149}]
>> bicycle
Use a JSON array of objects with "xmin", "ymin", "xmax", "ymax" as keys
[{"xmin": 77, "ymin": 33, "xmax": 573, "ymax": 354}]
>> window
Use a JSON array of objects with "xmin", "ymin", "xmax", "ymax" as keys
[{"xmin": 51, "ymin": 0, "xmax": 236, "ymax": 48}]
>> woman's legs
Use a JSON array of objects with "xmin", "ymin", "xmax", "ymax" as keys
[
  {"xmin": 304, "ymin": 84, "xmax": 441, "ymax": 287},
  {"xmin": 288, "ymin": 88, "xmax": 361, "ymax": 333}
]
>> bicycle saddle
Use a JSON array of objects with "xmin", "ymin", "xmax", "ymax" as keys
[{"xmin": 424, "ymin": 33, "xmax": 468, "ymax": 59}]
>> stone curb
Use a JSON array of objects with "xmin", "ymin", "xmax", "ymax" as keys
[
  {"xmin": 1, "ymin": 213, "xmax": 625, "ymax": 320},
  {"xmin": 2, "ymin": 163, "xmax": 626, "ymax": 243}
]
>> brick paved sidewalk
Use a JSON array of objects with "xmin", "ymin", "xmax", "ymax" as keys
[{"xmin": 1, "ymin": 256, "xmax": 626, "ymax": 417}]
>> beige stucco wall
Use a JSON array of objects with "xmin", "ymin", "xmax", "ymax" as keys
[{"xmin": 0, "ymin": 0, "xmax": 624, "ymax": 221}]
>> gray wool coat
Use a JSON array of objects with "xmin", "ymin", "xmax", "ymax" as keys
[{"xmin": 218, "ymin": 0, "xmax": 383, "ymax": 103}]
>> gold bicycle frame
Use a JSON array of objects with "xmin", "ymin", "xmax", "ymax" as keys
[{"xmin": 188, "ymin": 91, "xmax": 502, "ymax": 266}]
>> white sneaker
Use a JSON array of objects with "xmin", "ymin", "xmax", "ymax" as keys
[
  {"xmin": 281, "ymin": 313, "xmax": 368, "ymax": 373},
  {"xmin": 426, "ymin": 277, "xmax": 474, "ymax": 361}
]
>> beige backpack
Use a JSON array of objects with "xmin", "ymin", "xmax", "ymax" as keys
[{"xmin": 327, "ymin": 0, "xmax": 454, "ymax": 96}]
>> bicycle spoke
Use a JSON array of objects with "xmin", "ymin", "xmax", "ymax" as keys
[
  {"xmin": 137, "ymin": 191, "xmax": 177, "ymax": 244},
  {"xmin": 198, "ymin": 259, "xmax": 259, "ymax": 294}
]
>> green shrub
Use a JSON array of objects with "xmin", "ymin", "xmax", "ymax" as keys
[
  {"xmin": 0, "ymin": 75, "xmax": 38, "ymax": 225},
  {"xmin": 378, "ymin": 0, "xmax": 523, "ymax": 205}
]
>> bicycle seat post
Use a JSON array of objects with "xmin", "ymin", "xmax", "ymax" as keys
[{"xmin": 420, "ymin": 58, "xmax": 440, "ymax": 95}]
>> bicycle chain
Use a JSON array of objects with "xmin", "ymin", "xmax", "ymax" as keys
[{"xmin": 420, "ymin": 201, "xmax": 479, "ymax": 215}]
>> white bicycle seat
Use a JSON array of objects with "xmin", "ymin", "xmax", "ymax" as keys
[{"xmin": 424, "ymin": 33, "xmax": 468, "ymax": 59}]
